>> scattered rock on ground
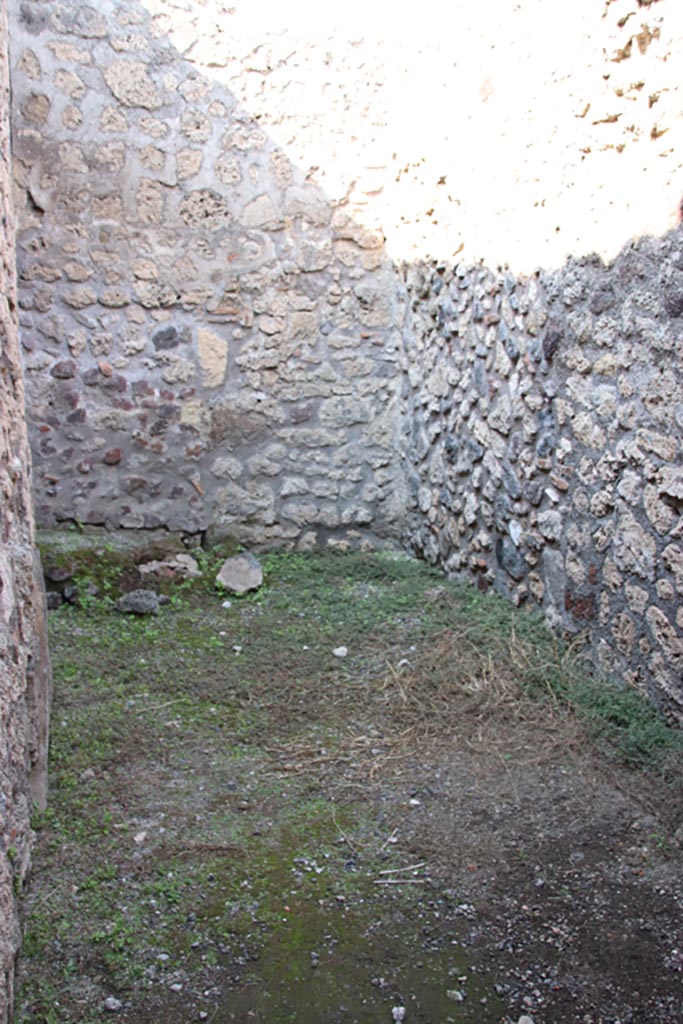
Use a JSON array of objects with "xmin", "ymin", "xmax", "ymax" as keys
[
  {"xmin": 44, "ymin": 563, "xmax": 76, "ymax": 583},
  {"xmin": 63, "ymin": 582, "xmax": 99, "ymax": 606},
  {"xmin": 215, "ymin": 552, "xmax": 263, "ymax": 594},
  {"xmin": 115, "ymin": 589, "xmax": 159, "ymax": 615},
  {"xmin": 333, "ymin": 646, "xmax": 348, "ymax": 658},
  {"xmin": 103, "ymin": 996, "xmax": 122, "ymax": 1012},
  {"xmin": 46, "ymin": 591, "xmax": 64, "ymax": 610},
  {"xmin": 138, "ymin": 553, "xmax": 202, "ymax": 579}
]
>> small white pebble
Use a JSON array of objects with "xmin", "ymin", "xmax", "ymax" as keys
[
  {"xmin": 222, "ymin": 599, "xmax": 232, "ymax": 608},
  {"xmin": 409, "ymin": 798, "xmax": 421, "ymax": 807},
  {"xmin": 391, "ymin": 1007, "xmax": 406, "ymax": 1022},
  {"xmin": 333, "ymin": 646, "xmax": 348, "ymax": 658},
  {"xmin": 103, "ymin": 996, "xmax": 122, "ymax": 1013},
  {"xmin": 233, "ymin": 645, "xmax": 242, "ymax": 654}
]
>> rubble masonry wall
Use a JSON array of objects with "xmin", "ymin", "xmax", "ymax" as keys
[{"xmin": 1, "ymin": 0, "xmax": 50, "ymax": 1019}]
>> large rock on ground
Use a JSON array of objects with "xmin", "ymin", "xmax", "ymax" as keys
[
  {"xmin": 138, "ymin": 553, "xmax": 202, "ymax": 579},
  {"xmin": 215, "ymin": 553, "xmax": 263, "ymax": 594},
  {"xmin": 116, "ymin": 590, "xmax": 160, "ymax": 615}
]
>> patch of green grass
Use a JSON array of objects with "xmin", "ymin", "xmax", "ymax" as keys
[{"xmin": 567, "ymin": 675, "xmax": 683, "ymax": 770}]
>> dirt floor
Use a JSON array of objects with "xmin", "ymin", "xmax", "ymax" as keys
[{"xmin": 16, "ymin": 544, "xmax": 683, "ymax": 1024}]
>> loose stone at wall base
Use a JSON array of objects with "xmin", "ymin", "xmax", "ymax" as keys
[
  {"xmin": 116, "ymin": 589, "xmax": 160, "ymax": 615},
  {"xmin": 215, "ymin": 553, "xmax": 263, "ymax": 594}
]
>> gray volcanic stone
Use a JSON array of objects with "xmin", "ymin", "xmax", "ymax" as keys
[
  {"xmin": 152, "ymin": 325, "xmax": 180, "ymax": 350},
  {"xmin": 215, "ymin": 553, "xmax": 263, "ymax": 594},
  {"xmin": 64, "ymin": 581, "xmax": 99, "ymax": 606},
  {"xmin": 116, "ymin": 589, "xmax": 159, "ymax": 615},
  {"xmin": 44, "ymin": 562, "xmax": 75, "ymax": 583},
  {"xmin": 664, "ymin": 278, "xmax": 683, "ymax": 318},
  {"xmin": 589, "ymin": 284, "xmax": 616, "ymax": 314},
  {"xmin": 496, "ymin": 536, "xmax": 526, "ymax": 581}
]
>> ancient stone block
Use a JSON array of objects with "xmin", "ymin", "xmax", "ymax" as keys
[
  {"xmin": 637, "ymin": 429, "xmax": 677, "ymax": 461},
  {"xmin": 282, "ymin": 501, "xmax": 319, "ymax": 525},
  {"xmin": 297, "ymin": 238, "xmax": 332, "ymax": 272},
  {"xmin": 137, "ymin": 179, "xmax": 164, "ymax": 224},
  {"xmin": 214, "ymin": 154, "xmax": 242, "ymax": 186},
  {"xmin": 612, "ymin": 513, "xmax": 656, "ymax": 581},
  {"xmin": 241, "ymin": 194, "xmax": 282, "ymax": 229},
  {"xmin": 537, "ymin": 509, "xmax": 562, "ymax": 541},
  {"xmin": 181, "ymin": 110, "xmax": 211, "ymax": 142},
  {"xmin": 646, "ymin": 606, "xmax": 683, "ymax": 671},
  {"xmin": 176, "ymin": 148, "xmax": 203, "ymax": 180},
  {"xmin": 488, "ymin": 394, "xmax": 513, "ymax": 435},
  {"xmin": 132, "ymin": 258, "xmax": 159, "ymax": 281},
  {"xmin": 496, "ymin": 536, "xmax": 526, "ymax": 580},
  {"xmin": 21, "ymin": 92, "xmax": 50, "ymax": 125},
  {"xmin": 179, "ymin": 189, "xmax": 230, "ymax": 229},
  {"xmin": 18, "ymin": 48, "xmax": 41, "ymax": 79},
  {"xmin": 319, "ymin": 397, "xmax": 371, "ymax": 429},
  {"xmin": 116, "ymin": 589, "xmax": 159, "ymax": 615},
  {"xmin": 643, "ymin": 483, "xmax": 676, "ymax": 536},
  {"xmin": 197, "ymin": 328, "xmax": 228, "ymax": 388},
  {"xmin": 210, "ymin": 455, "xmax": 243, "ymax": 480},
  {"xmin": 63, "ymin": 286, "xmax": 96, "ymax": 309},
  {"xmin": 104, "ymin": 60, "xmax": 162, "ymax": 109},
  {"xmin": 52, "ymin": 4, "xmax": 107, "ymax": 38},
  {"xmin": 215, "ymin": 553, "xmax": 263, "ymax": 594},
  {"xmin": 658, "ymin": 466, "xmax": 683, "ymax": 502},
  {"xmin": 55, "ymin": 68, "xmax": 86, "ymax": 100},
  {"xmin": 662, "ymin": 544, "xmax": 683, "ymax": 594}
]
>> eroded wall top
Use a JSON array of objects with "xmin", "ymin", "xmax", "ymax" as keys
[{"xmin": 146, "ymin": 0, "xmax": 683, "ymax": 269}]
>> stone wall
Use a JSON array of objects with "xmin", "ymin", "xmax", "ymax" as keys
[
  {"xmin": 0, "ymin": 0, "xmax": 50, "ymax": 1019},
  {"xmin": 11, "ymin": 0, "xmax": 683, "ymax": 549},
  {"xmin": 401, "ymin": 237, "xmax": 683, "ymax": 720},
  {"xmin": 10, "ymin": 0, "xmax": 405, "ymax": 547}
]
